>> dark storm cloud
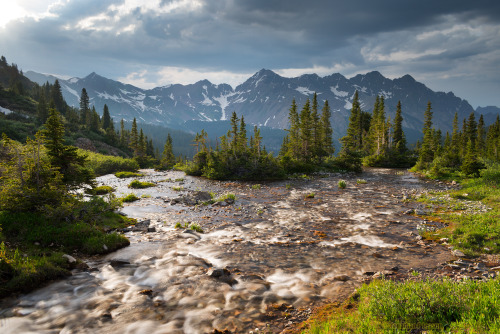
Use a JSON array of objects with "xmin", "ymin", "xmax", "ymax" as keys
[{"xmin": 1, "ymin": 0, "xmax": 499, "ymax": 106}]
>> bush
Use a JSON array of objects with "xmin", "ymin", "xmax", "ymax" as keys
[
  {"xmin": 81, "ymin": 150, "xmax": 139, "ymax": 176},
  {"xmin": 115, "ymin": 171, "xmax": 142, "ymax": 178},
  {"xmin": 87, "ymin": 185, "xmax": 114, "ymax": 195},
  {"xmin": 338, "ymin": 180, "xmax": 347, "ymax": 189},
  {"xmin": 122, "ymin": 193, "xmax": 140, "ymax": 202},
  {"xmin": 128, "ymin": 180, "xmax": 155, "ymax": 189}
]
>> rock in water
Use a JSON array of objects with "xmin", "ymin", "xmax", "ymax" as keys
[{"xmin": 208, "ymin": 268, "xmax": 238, "ymax": 286}]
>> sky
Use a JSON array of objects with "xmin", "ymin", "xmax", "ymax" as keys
[{"xmin": 1, "ymin": 0, "xmax": 500, "ymax": 108}]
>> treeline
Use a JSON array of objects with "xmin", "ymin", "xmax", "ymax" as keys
[{"xmin": 413, "ymin": 102, "xmax": 500, "ymax": 177}]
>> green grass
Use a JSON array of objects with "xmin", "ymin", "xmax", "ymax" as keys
[
  {"xmin": 305, "ymin": 192, "xmax": 315, "ymax": 199},
  {"xmin": 217, "ymin": 193, "xmax": 236, "ymax": 202},
  {"xmin": 172, "ymin": 186, "xmax": 184, "ymax": 191},
  {"xmin": 128, "ymin": 180, "xmax": 155, "ymax": 189},
  {"xmin": 80, "ymin": 150, "xmax": 139, "ymax": 176},
  {"xmin": 87, "ymin": 185, "xmax": 115, "ymax": 195},
  {"xmin": 304, "ymin": 278, "xmax": 500, "ymax": 334},
  {"xmin": 252, "ymin": 184, "xmax": 262, "ymax": 190},
  {"xmin": 115, "ymin": 171, "xmax": 143, "ymax": 178},
  {"xmin": 0, "ymin": 208, "xmax": 132, "ymax": 298},
  {"xmin": 174, "ymin": 221, "xmax": 203, "ymax": 233},
  {"xmin": 356, "ymin": 179, "xmax": 367, "ymax": 184},
  {"xmin": 338, "ymin": 179, "xmax": 347, "ymax": 189},
  {"xmin": 418, "ymin": 162, "xmax": 500, "ymax": 256},
  {"xmin": 121, "ymin": 193, "xmax": 140, "ymax": 202}
]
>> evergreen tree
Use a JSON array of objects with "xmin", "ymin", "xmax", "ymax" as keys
[
  {"xmin": 341, "ymin": 91, "xmax": 363, "ymax": 153},
  {"xmin": 37, "ymin": 94, "xmax": 49, "ymax": 124},
  {"xmin": 79, "ymin": 88, "xmax": 90, "ymax": 124},
  {"xmin": 102, "ymin": 104, "xmax": 111, "ymax": 130},
  {"xmin": 90, "ymin": 106, "xmax": 100, "ymax": 132},
  {"xmin": 287, "ymin": 99, "xmax": 300, "ymax": 159},
  {"xmin": 417, "ymin": 102, "xmax": 434, "ymax": 168},
  {"xmin": 477, "ymin": 114, "xmax": 485, "ymax": 156},
  {"xmin": 299, "ymin": 99, "xmax": 312, "ymax": 161},
  {"xmin": 392, "ymin": 100, "xmax": 406, "ymax": 154},
  {"xmin": 311, "ymin": 93, "xmax": 321, "ymax": 159},
  {"xmin": 130, "ymin": 118, "xmax": 139, "ymax": 155},
  {"xmin": 50, "ymin": 80, "xmax": 66, "ymax": 115},
  {"xmin": 319, "ymin": 100, "xmax": 334, "ymax": 157},
  {"xmin": 161, "ymin": 133, "xmax": 175, "ymax": 169},
  {"xmin": 43, "ymin": 109, "xmax": 94, "ymax": 190},
  {"xmin": 462, "ymin": 139, "xmax": 485, "ymax": 177}
]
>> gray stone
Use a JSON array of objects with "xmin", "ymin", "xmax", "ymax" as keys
[
  {"xmin": 452, "ymin": 249, "xmax": 466, "ymax": 257},
  {"xmin": 62, "ymin": 254, "xmax": 76, "ymax": 263}
]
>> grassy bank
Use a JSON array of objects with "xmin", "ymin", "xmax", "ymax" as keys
[
  {"xmin": 300, "ymin": 164, "xmax": 500, "ymax": 333},
  {"xmin": 303, "ymin": 278, "xmax": 500, "ymax": 333},
  {"xmin": 0, "ymin": 197, "xmax": 133, "ymax": 298},
  {"xmin": 414, "ymin": 162, "xmax": 500, "ymax": 256}
]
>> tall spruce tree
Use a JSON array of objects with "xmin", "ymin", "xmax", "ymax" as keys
[
  {"xmin": 102, "ymin": 104, "xmax": 111, "ymax": 130},
  {"xmin": 392, "ymin": 100, "xmax": 406, "ymax": 154},
  {"xmin": 79, "ymin": 88, "xmax": 90, "ymax": 125},
  {"xmin": 417, "ymin": 102, "xmax": 434, "ymax": 167},
  {"xmin": 320, "ymin": 100, "xmax": 334, "ymax": 157},
  {"xmin": 161, "ymin": 133, "xmax": 175, "ymax": 169},
  {"xmin": 341, "ymin": 90, "xmax": 362, "ymax": 153}
]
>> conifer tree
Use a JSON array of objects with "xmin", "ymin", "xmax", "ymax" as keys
[
  {"xmin": 392, "ymin": 101, "xmax": 406, "ymax": 154},
  {"xmin": 51, "ymin": 79, "xmax": 66, "ymax": 114},
  {"xmin": 477, "ymin": 114, "xmax": 485, "ymax": 156},
  {"xmin": 417, "ymin": 102, "xmax": 434, "ymax": 167},
  {"xmin": 79, "ymin": 88, "xmax": 90, "ymax": 125},
  {"xmin": 161, "ymin": 133, "xmax": 175, "ymax": 169},
  {"xmin": 43, "ymin": 109, "xmax": 94, "ymax": 190},
  {"xmin": 311, "ymin": 93, "xmax": 321, "ymax": 159},
  {"xmin": 287, "ymin": 99, "xmax": 300, "ymax": 159},
  {"xmin": 299, "ymin": 99, "xmax": 312, "ymax": 161},
  {"xmin": 319, "ymin": 100, "xmax": 334, "ymax": 157},
  {"xmin": 130, "ymin": 118, "xmax": 139, "ymax": 154},
  {"xmin": 102, "ymin": 104, "xmax": 111, "ymax": 130},
  {"xmin": 341, "ymin": 91, "xmax": 362, "ymax": 153}
]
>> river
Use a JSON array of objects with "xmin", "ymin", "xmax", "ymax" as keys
[{"xmin": 0, "ymin": 168, "xmax": 454, "ymax": 333}]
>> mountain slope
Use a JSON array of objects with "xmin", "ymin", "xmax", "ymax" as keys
[{"xmin": 26, "ymin": 69, "xmax": 488, "ymax": 143}]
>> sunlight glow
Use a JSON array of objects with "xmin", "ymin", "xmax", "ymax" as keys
[{"xmin": 0, "ymin": 2, "xmax": 27, "ymax": 28}]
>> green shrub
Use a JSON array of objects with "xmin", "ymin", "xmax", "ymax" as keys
[
  {"xmin": 356, "ymin": 179, "xmax": 367, "ymax": 184},
  {"xmin": 338, "ymin": 180, "xmax": 347, "ymax": 189},
  {"xmin": 172, "ymin": 186, "xmax": 183, "ymax": 191},
  {"xmin": 305, "ymin": 192, "xmax": 315, "ymax": 198},
  {"xmin": 122, "ymin": 193, "xmax": 140, "ymax": 202},
  {"xmin": 252, "ymin": 184, "xmax": 262, "ymax": 190},
  {"xmin": 81, "ymin": 150, "xmax": 139, "ymax": 176},
  {"xmin": 115, "ymin": 171, "xmax": 142, "ymax": 178},
  {"xmin": 190, "ymin": 224, "xmax": 203, "ymax": 233},
  {"xmin": 128, "ymin": 180, "xmax": 155, "ymax": 189},
  {"xmin": 87, "ymin": 185, "xmax": 115, "ymax": 195}
]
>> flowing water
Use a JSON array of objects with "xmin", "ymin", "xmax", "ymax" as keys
[{"xmin": 0, "ymin": 168, "xmax": 454, "ymax": 333}]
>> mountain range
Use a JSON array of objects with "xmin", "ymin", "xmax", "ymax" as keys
[{"xmin": 25, "ymin": 69, "xmax": 500, "ymax": 143}]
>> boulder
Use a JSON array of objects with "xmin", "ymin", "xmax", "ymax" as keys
[{"xmin": 208, "ymin": 268, "xmax": 238, "ymax": 286}]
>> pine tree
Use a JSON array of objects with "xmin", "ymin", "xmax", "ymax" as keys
[
  {"xmin": 130, "ymin": 118, "xmax": 139, "ymax": 155},
  {"xmin": 102, "ymin": 104, "xmax": 111, "ymax": 130},
  {"xmin": 417, "ymin": 102, "xmax": 434, "ymax": 167},
  {"xmin": 462, "ymin": 139, "xmax": 485, "ymax": 177},
  {"xmin": 51, "ymin": 79, "xmax": 66, "ymax": 114},
  {"xmin": 477, "ymin": 114, "xmax": 485, "ymax": 156},
  {"xmin": 37, "ymin": 94, "xmax": 49, "ymax": 124},
  {"xmin": 43, "ymin": 109, "xmax": 94, "ymax": 190},
  {"xmin": 341, "ymin": 91, "xmax": 362, "ymax": 153},
  {"xmin": 392, "ymin": 100, "xmax": 406, "ymax": 154},
  {"xmin": 299, "ymin": 99, "xmax": 312, "ymax": 161},
  {"xmin": 287, "ymin": 99, "xmax": 300, "ymax": 159},
  {"xmin": 79, "ymin": 88, "xmax": 90, "ymax": 124},
  {"xmin": 319, "ymin": 100, "xmax": 334, "ymax": 157},
  {"xmin": 311, "ymin": 93, "xmax": 321, "ymax": 159},
  {"xmin": 161, "ymin": 133, "xmax": 175, "ymax": 169}
]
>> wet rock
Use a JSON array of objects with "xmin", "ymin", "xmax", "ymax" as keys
[
  {"xmin": 371, "ymin": 252, "xmax": 383, "ymax": 258},
  {"xmin": 404, "ymin": 209, "xmax": 415, "ymax": 214},
  {"xmin": 181, "ymin": 229, "xmax": 201, "ymax": 240},
  {"xmin": 131, "ymin": 219, "xmax": 151, "ymax": 232},
  {"xmin": 333, "ymin": 275, "xmax": 350, "ymax": 281},
  {"xmin": 362, "ymin": 271, "xmax": 375, "ymax": 276},
  {"xmin": 139, "ymin": 289, "xmax": 153, "ymax": 297},
  {"xmin": 171, "ymin": 191, "xmax": 213, "ymax": 206},
  {"xmin": 452, "ymin": 250, "xmax": 466, "ymax": 257},
  {"xmin": 208, "ymin": 268, "xmax": 238, "ymax": 286},
  {"xmin": 62, "ymin": 254, "xmax": 76, "ymax": 263},
  {"xmin": 110, "ymin": 259, "xmax": 130, "ymax": 268},
  {"xmin": 103, "ymin": 244, "xmax": 108, "ymax": 251},
  {"xmin": 147, "ymin": 227, "xmax": 156, "ymax": 233}
]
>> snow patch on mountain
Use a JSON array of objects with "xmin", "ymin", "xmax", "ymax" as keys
[
  {"xmin": 69, "ymin": 77, "xmax": 79, "ymax": 84},
  {"xmin": 201, "ymin": 93, "xmax": 215, "ymax": 106},
  {"xmin": 295, "ymin": 86, "xmax": 315, "ymax": 96},
  {"xmin": 213, "ymin": 92, "xmax": 236, "ymax": 121},
  {"xmin": 62, "ymin": 84, "xmax": 80, "ymax": 100},
  {"xmin": 330, "ymin": 85, "xmax": 348, "ymax": 97},
  {"xmin": 379, "ymin": 90, "xmax": 393, "ymax": 99}
]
